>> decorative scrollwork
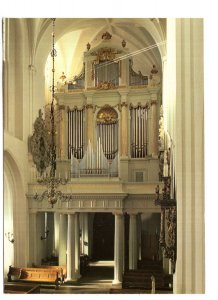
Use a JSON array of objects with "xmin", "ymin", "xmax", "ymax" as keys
[
  {"xmin": 96, "ymin": 105, "xmax": 118, "ymax": 124},
  {"xmin": 96, "ymin": 81, "xmax": 115, "ymax": 90}
]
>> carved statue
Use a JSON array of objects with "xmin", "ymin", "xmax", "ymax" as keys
[
  {"xmin": 57, "ymin": 72, "xmax": 67, "ymax": 91},
  {"xmin": 150, "ymin": 64, "xmax": 160, "ymax": 86}
]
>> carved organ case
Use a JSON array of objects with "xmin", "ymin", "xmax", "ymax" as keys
[{"xmin": 54, "ymin": 32, "xmax": 161, "ymax": 181}]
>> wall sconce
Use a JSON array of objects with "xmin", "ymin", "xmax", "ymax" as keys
[
  {"xmin": 41, "ymin": 229, "xmax": 49, "ymax": 240},
  {"xmin": 5, "ymin": 232, "xmax": 14, "ymax": 244}
]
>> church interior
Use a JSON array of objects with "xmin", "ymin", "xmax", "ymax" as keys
[{"xmin": 3, "ymin": 18, "xmax": 204, "ymax": 294}]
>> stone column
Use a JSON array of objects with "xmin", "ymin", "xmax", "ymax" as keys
[
  {"xmin": 29, "ymin": 212, "xmax": 38, "ymax": 265},
  {"xmin": 113, "ymin": 212, "xmax": 124, "ymax": 286},
  {"xmin": 137, "ymin": 214, "xmax": 142, "ymax": 261},
  {"xmin": 75, "ymin": 213, "xmax": 81, "ymax": 279},
  {"xmin": 46, "ymin": 212, "xmax": 54, "ymax": 258},
  {"xmin": 129, "ymin": 213, "xmax": 138, "ymax": 270},
  {"xmin": 66, "ymin": 213, "xmax": 77, "ymax": 281},
  {"xmin": 120, "ymin": 101, "xmax": 128, "ymax": 157},
  {"xmin": 88, "ymin": 213, "xmax": 94, "ymax": 258},
  {"xmin": 54, "ymin": 212, "xmax": 60, "ymax": 256},
  {"xmin": 83, "ymin": 213, "xmax": 89, "ymax": 256},
  {"xmin": 39, "ymin": 212, "xmax": 46, "ymax": 262},
  {"xmin": 119, "ymin": 91, "xmax": 129, "ymax": 181},
  {"xmin": 150, "ymin": 99, "xmax": 158, "ymax": 156},
  {"xmin": 59, "ymin": 213, "xmax": 67, "ymax": 266},
  {"xmin": 166, "ymin": 18, "xmax": 204, "ymax": 293}
]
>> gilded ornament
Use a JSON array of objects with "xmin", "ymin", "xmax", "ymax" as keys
[{"xmin": 97, "ymin": 106, "xmax": 118, "ymax": 124}]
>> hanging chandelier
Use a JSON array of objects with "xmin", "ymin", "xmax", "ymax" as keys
[{"xmin": 33, "ymin": 18, "xmax": 68, "ymax": 207}]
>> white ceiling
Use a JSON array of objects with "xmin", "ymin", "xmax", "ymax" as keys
[{"xmin": 26, "ymin": 18, "xmax": 166, "ymax": 84}]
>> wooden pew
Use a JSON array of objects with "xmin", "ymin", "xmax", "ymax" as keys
[
  {"xmin": 32, "ymin": 264, "xmax": 66, "ymax": 283},
  {"xmin": 7, "ymin": 266, "xmax": 22, "ymax": 282},
  {"xmin": 122, "ymin": 269, "xmax": 172, "ymax": 290},
  {"xmin": 7, "ymin": 266, "xmax": 60, "ymax": 289},
  {"xmin": 19, "ymin": 268, "xmax": 60, "ymax": 288}
]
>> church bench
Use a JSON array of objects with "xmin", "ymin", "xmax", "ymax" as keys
[
  {"xmin": 122, "ymin": 270, "xmax": 172, "ymax": 290},
  {"xmin": 7, "ymin": 266, "xmax": 22, "ymax": 282},
  {"xmin": 7, "ymin": 266, "xmax": 60, "ymax": 289},
  {"xmin": 19, "ymin": 268, "xmax": 60, "ymax": 288},
  {"xmin": 32, "ymin": 265, "xmax": 66, "ymax": 283}
]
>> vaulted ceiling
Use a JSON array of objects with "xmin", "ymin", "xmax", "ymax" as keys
[{"xmin": 25, "ymin": 18, "xmax": 166, "ymax": 84}]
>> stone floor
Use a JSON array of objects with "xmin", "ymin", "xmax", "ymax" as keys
[
  {"xmin": 40, "ymin": 261, "xmax": 114, "ymax": 294},
  {"xmin": 35, "ymin": 260, "xmax": 172, "ymax": 294}
]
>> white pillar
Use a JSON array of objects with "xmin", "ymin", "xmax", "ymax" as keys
[
  {"xmin": 129, "ymin": 213, "xmax": 138, "ymax": 270},
  {"xmin": 121, "ymin": 101, "xmax": 128, "ymax": 157},
  {"xmin": 29, "ymin": 212, "xmax": 38, "ymax": 266},
  {"xmin": 66, "ymin": 213, "xmax": 77, "ymax": 281},
  {"xmin": 112, "ymin": 213, "xmax": 124, "ymax": 286},
  {"xmin": 59, "ymin": 213, "xmax": 67, "ymax": 266},
  {"xmin": 54, "ymin": 212, "xmax": 60, "ymax": 256},
  {"xmin": 83, "ymin": 213, "xmax": 89, "ymax": 256},
  {"xmin": 137, "ymin": 214, "xmax": 142, "ymax": 261},
  {"xmin": 166, "ymin": 18, "xmax": 204, "ymax": 294},
  {"xmin": 46, "ymin": 213, "xmax": 54, "ymax": 258},
  {"xmin": 75, "ymin": 213, "xmax": 81, "ymax": 279},
  {"xmin": 39, "ymin": 213, "xmax": 46, "ymax": 262}
]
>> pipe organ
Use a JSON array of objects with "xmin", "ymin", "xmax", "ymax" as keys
[
  {"xmin": 130, "ymin": 104, "xmax": 149, "ymax": 158},
  {"xmin": 67, "ymin": 107, "xmax": 85, "ymax": 160},
  {"xmin": 54, "ymin": 41, "xmax": 161, "ymax": 180},
  {"xmin": 96, "ymin": 106, "xmax": 118, "ymax": 160},
  {"xmin": 129, "ymin": 59, "xmax": 148, "ymax": 86}
]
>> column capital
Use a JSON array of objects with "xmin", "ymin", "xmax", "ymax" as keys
[
  {"xmin": 120, "ymin": 101, "xmax": 128, "ymax": 108},
  {"xmin": 151, "ymin": 99, "xmax": 158, "ymax": 105},
  {"xmin": 85, "ymin": 103, "xmax": 94, "ymax": 109},
  {"xmin": 127, "ymin": 212, "xmax": 138, "ymax": 217},
  {"xmin": 112, "ymin": 210, "xmax": 124, "ymax": 216}
]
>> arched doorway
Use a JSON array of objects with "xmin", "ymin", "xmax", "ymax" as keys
[{"xmin": 92, "ymin": 213, "xmax": 114, "ymax": 260}]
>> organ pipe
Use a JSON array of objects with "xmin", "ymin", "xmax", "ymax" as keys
[
  {"xmin": 68, "ymin": 108, "xmax": 85, "ymax": 159},
  {"xmin": 97, "ymin": 121, "xmax": 118, "ymax": 160},
  {"xmin": 130, "ymin": 106, "xmax": 149, "ymax": 158}
]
